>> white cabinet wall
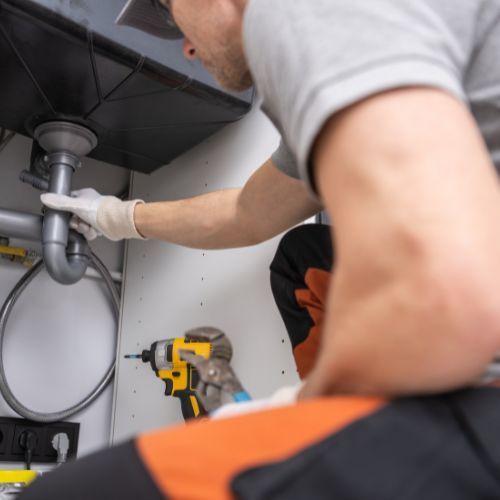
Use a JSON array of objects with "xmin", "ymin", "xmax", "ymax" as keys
[{"xmin": 111, "ymin": 107, "xmax": 300, "ymax": 442}]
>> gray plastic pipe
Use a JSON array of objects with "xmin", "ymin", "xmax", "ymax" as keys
[
  {"xmin": 42, "ymin": 154, "xmax": 89, "ymax": 285},
  {"xmin": 0, "ymin": 161, "xmax": 90, "ymax": 285},
  {"xmin": 0, "ymin": 209, "xmax": 42, "ymax": 241}
]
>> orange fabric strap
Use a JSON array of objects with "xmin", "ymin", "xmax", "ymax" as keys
[{"xmin": 137, "ymin": 396, "xmax": 385, "ymax": 499}]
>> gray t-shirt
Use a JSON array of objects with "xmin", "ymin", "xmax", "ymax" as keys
[
  {"xmin": 245, "ymin": 0, "xmax": 500, "ymax": 197},
  {"xmin": 271, "ymin": 139, "xmax": 300, "ymax": 181}
]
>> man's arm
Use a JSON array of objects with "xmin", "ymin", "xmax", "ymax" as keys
[
  {"xmin": 134, "ymin": 159, "xmax": 321, "ymax": 249},
  {"xmin": 41, "ymin": 159, "xmax": 320, "ymax": 245},
  {"xmin": 301, "ymin": 88, "xmax": 500, "ymax": 398}
]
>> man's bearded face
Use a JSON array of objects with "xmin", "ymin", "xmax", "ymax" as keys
[{"xmin": 165, "ymin": 0, "xmax": 253, "ymax": 91}]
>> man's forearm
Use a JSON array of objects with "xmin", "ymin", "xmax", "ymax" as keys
[
  {"xmin": 133, "ymin": 160, "xmax": 321, "ymax": 249},
  {"xmin": 134, "ymin": 188, "xmax": 260, "ymax": 249},
  {"xmin": 301, "ymin": 265, "xmax": 500, "ymax": 398}
]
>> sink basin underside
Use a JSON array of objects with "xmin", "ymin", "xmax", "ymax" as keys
[{"xmin": 0, "ymin": 0, "xmax": 252, "ymax": 172}]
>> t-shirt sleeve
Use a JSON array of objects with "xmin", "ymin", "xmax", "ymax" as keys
[
  {"xmin": 243, "ymin": 0, "xmax": 469, "ymax": 197},
  {"xmin": 271, "ymin": 140, "xmax": 300, "ymax": 180}
]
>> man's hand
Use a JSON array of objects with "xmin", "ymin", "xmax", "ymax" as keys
[
  {"xmin": 42, "ymin": 188, "xmax": 103, "ymax": 241},
  {"xmin": 41, "ymin": 188, "xmax": 145, "ymax": 241}
]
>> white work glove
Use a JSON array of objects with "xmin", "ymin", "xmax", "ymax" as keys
[
  {"xmin": 211, "ymin": 382, "xmax": 304, "ymax": 420},
  {"xmin": 41, "ymin": 188, "xmax": 145, "ymax": 242}
]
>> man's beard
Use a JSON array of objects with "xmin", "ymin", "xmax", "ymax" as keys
[
  {"xmin": 198, "ymin": 45, "xmax": 253, "ymax": 92},
  {"xmin": 214, "ymin": 64, "xmax": 253, "ymax": 92}
]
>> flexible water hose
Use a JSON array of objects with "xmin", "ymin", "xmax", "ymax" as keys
[{"xmin": 0, "ymin": 252, "xmax": 120, "ymax": 423}]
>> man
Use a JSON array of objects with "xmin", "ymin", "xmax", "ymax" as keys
[
  {"xmin": 43, "ymin": 0, "xmax": 500, "ymax": 397},
  {"xmin": 27, "ymin": 0, "xmax": 500, "ymax": 498}
]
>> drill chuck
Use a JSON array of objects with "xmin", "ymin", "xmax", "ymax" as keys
[
  {"xmin": 140, "ymin": 350, "xmax": 152, "ymax": 363},
  {"xmin": 124, "ymin": 351, "xmax": 152, "ymax": 363}
]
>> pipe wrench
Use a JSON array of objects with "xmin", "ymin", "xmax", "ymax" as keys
[{"xmin": 180, "ymin": 327, "xmax": 251, "ymax": 412}]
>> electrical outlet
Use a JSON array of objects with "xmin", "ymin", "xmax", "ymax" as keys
[
  {"xmin": 0, "ymin": 422, "xmax": 14, "ymax": 455},
  {"xmin": 12, "ymin": 424, "xmax": 40, "ymax": 457},
  {"xmin": 0, "ymin": 417, "xmax": 79, "ymax": 464}
]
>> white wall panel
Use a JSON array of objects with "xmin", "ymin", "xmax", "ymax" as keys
[{"xmin": 112, "ymin": 108, "xmax": 301, "ymax": 443}]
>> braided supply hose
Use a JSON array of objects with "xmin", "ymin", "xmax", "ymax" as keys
[{"xmin": 0, "ymin": 252, "xmax": 119, "ymax": 422}]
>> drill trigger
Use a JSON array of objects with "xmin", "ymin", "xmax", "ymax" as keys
[{"xmin": 164, "ymin": 378, "xmax": 173, "ymax": 396}]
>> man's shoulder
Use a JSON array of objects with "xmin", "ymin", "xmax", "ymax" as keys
[{"xmin": 244, "ymin": 0, "xmax": 495, "ymax": 195}]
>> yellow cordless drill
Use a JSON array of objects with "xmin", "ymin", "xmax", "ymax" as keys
[{"xmin": 125, "ymin": 337, "xmax": 212, "ymax": 420}]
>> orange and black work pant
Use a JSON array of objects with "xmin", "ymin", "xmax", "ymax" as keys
[
  {"xmin": 19, "ymin": 225, "xmax": 500, "ymax": 499},
  {"xmin": 270, "ymin": 224, "xmax": 333, "ymax": 379},
  {"xmin": 18, "ymin": 390, "xmax": 500, "ymax": 499}
]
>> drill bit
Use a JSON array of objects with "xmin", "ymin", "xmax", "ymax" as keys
[{"xmin": 124, "ymin": 354, "xmax": 142, "ymax": 359}]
